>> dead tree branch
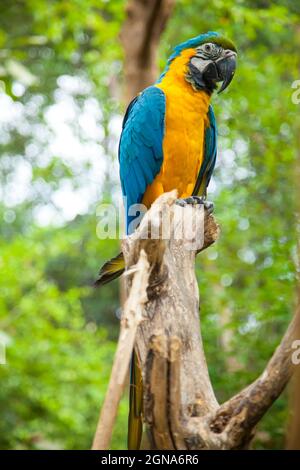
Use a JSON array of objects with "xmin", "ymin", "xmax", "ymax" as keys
[
  {"xmin": 92, "ymin": 250, "xmax": 150, "ymax": 450},
  {"xmin": 120, "ymin": 191, "xmax": 299, "ymax": 450}
]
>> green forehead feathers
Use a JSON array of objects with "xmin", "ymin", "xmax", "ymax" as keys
[{"xmin": 207, "ymin": 36, "xmax": 237, "ymax": 53}]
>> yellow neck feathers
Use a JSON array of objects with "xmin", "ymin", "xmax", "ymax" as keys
[{"xmin": 141, "ymin": 50, "xmax": 212, "ymax": 207}]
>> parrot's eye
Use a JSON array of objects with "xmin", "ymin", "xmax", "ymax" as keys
[{"xmin": 195, "ymin": 43, "xmax": 221, "ymax": 60}]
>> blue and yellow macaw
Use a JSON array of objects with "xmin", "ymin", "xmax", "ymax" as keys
[{"xmin": 96, "ymin": 31, "xmax": 237, "ymax": 449}]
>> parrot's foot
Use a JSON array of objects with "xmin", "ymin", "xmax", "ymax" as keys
[
  {"xmin": 175, "ymin": 195, "xmax": 203, "ymax": 206},
  {"xmin": 175, "ymin": 196, "xmax": 214, "ymax": 214}
]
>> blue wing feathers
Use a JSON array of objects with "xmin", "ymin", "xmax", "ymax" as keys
[
  {"xmin": 192, "ymin": 105, "xmax": 217, "ymax": 195},
  {"xmin": 119, "ymin": 85, "xmax": 216, "ymax": 233},
  {"xmin": 205, "ymin": 106, "xmax": 217, "ymax": 186},
  {"xmin": 119, "ymin": 86, "xmax": 166, "ymax": 233}
]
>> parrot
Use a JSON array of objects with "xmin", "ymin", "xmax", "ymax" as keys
[{"xmin": 95, "ymin": 31, "xmax": 237, "ymax": 450}]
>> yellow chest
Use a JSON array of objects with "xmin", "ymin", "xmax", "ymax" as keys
[{"xmin": 142, "ymin": 73, "xmax": 210, "ymax": 207}]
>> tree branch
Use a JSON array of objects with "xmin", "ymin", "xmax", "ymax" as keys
[
  {"xmin": 93, "ymin": 191, "xmax": 298, "ymax": 449},
  {"xmin": 92, "ymin": 250, "xmax": 150, "ymax": 450},
  {"xmin": 121, "ymin": 191, "xmax": 299, "ymax": 450}
]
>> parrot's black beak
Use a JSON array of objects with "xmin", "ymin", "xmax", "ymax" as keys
[
  {"xmin": 187, "ymin": 48, "xmax": 237, "ymax": 94},
  {"xmin": 216, "ymin": 51, "xmax": 237, "ymax": 94}
]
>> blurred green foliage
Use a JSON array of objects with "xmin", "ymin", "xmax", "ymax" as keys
[{"xmin": 0, "ymin": 0, "xmax": 299, "ymax": 450}]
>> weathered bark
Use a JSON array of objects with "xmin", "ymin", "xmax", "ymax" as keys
[
  {"xmin": 120, "ymin": 191, "xmax": 299, "ymax": 450},
  {"xmin": 123, "ymin": 191, "xmax": 219, "ymax": 423},
  {"xmin": 120, "ymin": 0, "xmax": 175, "ymax": 103}
]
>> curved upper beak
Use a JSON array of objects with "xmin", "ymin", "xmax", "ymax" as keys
[{"xmin": 216, "ymin": 51, "xmax": 237, "ymax": 94}]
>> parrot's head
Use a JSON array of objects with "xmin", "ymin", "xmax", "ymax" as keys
[{"xmin": 163, "ymin": 32, "xmax": 237, "ymax": 95}]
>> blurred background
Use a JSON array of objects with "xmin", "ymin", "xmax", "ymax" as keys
[{"xmin": 0, "ymin": 0, "xmax": 299, "ymax": 450}]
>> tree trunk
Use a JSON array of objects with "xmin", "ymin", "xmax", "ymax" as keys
[
  {"xmin": 93, "ymin": 192, "xmax": 299, "ymax": 449},
  {"xmin": 120, "ymin": 0, "xmax": 175, "ymax": 103},
  {"xmin": 121, "ymin": 191, "xmax": 299, "ymax": 450}
]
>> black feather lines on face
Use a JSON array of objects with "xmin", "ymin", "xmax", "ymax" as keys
[
  {"xmin": 196, "ymin": 43, "xmax": 222, "ymax": 61},
  {"xmin": 186, "ymin": 62, "xmax": 217, "ymax": 94}
]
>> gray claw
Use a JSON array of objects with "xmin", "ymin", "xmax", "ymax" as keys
[
  {"xmin": 175, "ymin": 197, "xmax": 214, "ymax": 214},
  {"xmin": 184, "ymin": 196, "xmax": 197, "ymax": 204},
  {"xmin": 192, "ymin": 196, "xmax": 205, "ymax": 204},
  {"xmin": 175, "ymin": 198, "xmax": 187, "ymax": 207},
  {"xmin": 176, "ymin": 196, "xmax": 205, "ymax": 206}
]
